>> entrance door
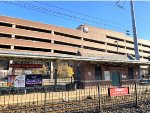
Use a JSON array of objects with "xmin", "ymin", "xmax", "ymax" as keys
[{"xmin": 111, "ymin": 71, "xmax": 121, "ymax": 86}]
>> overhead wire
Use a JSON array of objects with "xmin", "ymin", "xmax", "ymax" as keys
[
  {"xmin": 116, "ymin": 0, "xmax": 126, "ymax": 9},
  {"xmin": 116, "ymin": 0, "xmax": 150, "ymax": 26},
  {"xmin": 19, "ymin": 1, "xmax": 128, "ymax": 32},
  {"xmin": 1, "ymin": 1, "xmax": 134, "ymax": 32},
  {"xmin": 2, "ymin": 1, "xmax": 87, "ymax": 24},
  {"xmin": 115, "ymin": 0, "xmax": 150, "ymax": 39},
  {"xmin": 135, "ymin": 3, "xmax": 150, "ymax": 24},
  {"xmin": 35, "ymin": 1, "xmax": 131, "ymax": 30},
  {"xmin": 2, "ymin": 1, "xmax": 129, "ymax": 32}
]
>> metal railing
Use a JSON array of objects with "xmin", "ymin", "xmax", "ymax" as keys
[{"xmin": 0, "ymin": 80, "xmax": 149, "ymax": 113}]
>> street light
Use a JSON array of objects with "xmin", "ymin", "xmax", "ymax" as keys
[{"xmin": 114, "ymin": 41, "xmax": 119, "ymax": 54}]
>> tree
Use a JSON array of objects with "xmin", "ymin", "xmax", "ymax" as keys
[
  {"xmin": 32, "ymin": 64, "xmax": 47, "ymax": 76},
  {"xmin": 32, "ymin": 69, "xmax": 37, "ymax": 74},
  {"xmin": 57, "ymin": 61, "xmax": 74, "ymax": 78},
  {"xmin": 66, "ymin": 66, "xmax": 74, "ymax": 78},
  {"xmin": 40, "ymin": 64, "xmax": 47, "ymax": 76}
]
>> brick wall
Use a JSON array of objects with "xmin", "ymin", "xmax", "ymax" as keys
[{"xmin": 76, "ymin": 62, "xmax": 138, "ymax": 87}]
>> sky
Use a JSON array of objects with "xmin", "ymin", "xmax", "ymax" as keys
[{"xmin": 0, "ymin": 1, "xmax": 150, "ymax": 40}]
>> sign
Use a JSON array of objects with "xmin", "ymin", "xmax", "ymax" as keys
[
  {"xmin": 104, "ymin": 71, "xmax": 110, "ymax": 80},
  {"xmin": 122, "ymin": 74, "xmax": 126, "ymax": 79},
  {"xmin": 25, "ymin": 74, "xmax": 42, "ymax": 87},
  {"xmin": 7, "ymin": 75, "xmax": 17, "ymax": 87},
  {"xmin": 14, "ymin": 75, "xmax": 25, "ymax": 87},
  {"xmin": 9, "ymin": 64, "xmax": 42, "ymax": 68},
  {"xmin": 7, "ymin": 75, "xmax": 25, "ymax": 87},
  {"xmin": 108, "ymin": 87, "xmax": 129, "ymax": 97}
]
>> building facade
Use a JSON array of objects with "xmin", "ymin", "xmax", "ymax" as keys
[
  {"xmin": 0, "ymin": 16, "xmax": 149, "ymax": 60},
  {"xmin": 0, "ymin": 16, "xmax": 149, "ymax": 83}
]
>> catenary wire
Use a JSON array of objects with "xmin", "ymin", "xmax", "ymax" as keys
[
  {"xmin": 2, "ymin": 1, "xmax": 129, "ymax": 32},
  {"xmin": 18, "ymin": 1, "xmax": 128, "ymax": 32},
  {"xmin": 35, "ymin": 1, "xmax": 131, "ymax": 30}
]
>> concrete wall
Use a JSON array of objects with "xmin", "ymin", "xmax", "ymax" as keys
[{"xmin": 0, "ymin": 16, "xmax": 149, "ymax": 60}]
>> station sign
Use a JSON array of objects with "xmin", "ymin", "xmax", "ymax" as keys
[
  {"xmin": 108, "ymin": 87, "xmax": 129, "ymax": 97},
  {"xmin": 9, "ymin": 64, "xmax": 43, "ymax": 68}
]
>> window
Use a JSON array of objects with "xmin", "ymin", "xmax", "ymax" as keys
[
  {"xmin": 95, "ymin": 66, "xmax": 102, "ymax": 80},
  {"xmin": 128, "ymin": 67, "xmax": 134, "ymax": 79},
  {"xmin": 0, "ymin": 60, "xmax": 9, "ymax": 70}
]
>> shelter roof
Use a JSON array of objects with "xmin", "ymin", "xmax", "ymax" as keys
[
  {"xmin": 77, "ymin": 51, "xmax": 131, "ymax": 61},
  {"xmin": 0, "ymin": 49, "xmax": 149, "ymax": 65}
]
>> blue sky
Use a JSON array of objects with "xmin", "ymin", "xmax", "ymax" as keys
[{"xmin": 0, "ymin": 1, "xmax": 149, "ymax": 40}]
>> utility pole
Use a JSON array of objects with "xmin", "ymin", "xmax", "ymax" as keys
[
  {"xmin": 130, "ymin": 0, "xmax": 140, "ymax": 60},
  {"xmin": 130, "ymin": 0, "xmax": 141, "ymax": 80}
]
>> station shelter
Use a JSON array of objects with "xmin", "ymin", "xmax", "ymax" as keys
[{"xmin": 0, "ymin": 50, "xmax": 149, "ymax": 88}]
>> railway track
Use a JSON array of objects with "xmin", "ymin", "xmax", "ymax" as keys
[
  {"xmin": 1, "ymin": 96, "xmax": 150, "ymax": 113},
  {"xmin": 1, "ymin": 99, "xmax": 99, "ymax": 113}
]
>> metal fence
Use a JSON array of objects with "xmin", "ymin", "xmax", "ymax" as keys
[{"xmin": 0, "ymin": 80, "xmax": 149, "ymax": 113}]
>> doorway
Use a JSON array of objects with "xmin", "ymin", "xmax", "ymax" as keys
[{"xmin": 111, "ymin": 71, "xmax": 121, "ymax": 86}]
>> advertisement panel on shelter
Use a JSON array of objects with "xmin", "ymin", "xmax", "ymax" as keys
[
  {"xmin": 7, "ymin": 75, "xmax": 25, "ymax": 87},
  {"xmin": 7, "ymin": 75, "xmax": 17, "ymax": 87},
  {"xmin": 14, "ymin": 75, "xmax": 25, "ymax": 87},
  {"xmin": 25, "ymin": 74, "xmax": 42, "ymax": 87}
]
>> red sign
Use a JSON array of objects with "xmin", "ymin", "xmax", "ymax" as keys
[
  {"xmin": 108, "ymin": 87, "xmax": 129, "ymax": 97},
  {"xmin": 9, "ymin": 64, "xmax": 43, "ymax": 68}
]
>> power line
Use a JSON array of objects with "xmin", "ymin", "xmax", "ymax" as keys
[
  {"xmin": 115, "ymin": 0, "xmax": 150, "ymax": 26},
  {"xmin": 2, "ymin": 1, "xmax": 87, "ymax": 24},
  {"xmin": 2, "ymin": 1, "xmax": 129, "ymax": 32},
  {"xmin": 35, "ymin": 1, "xmax": 131, "ymax": 30},
  {"xmin": 114, "ymin": 0, "xmax": 150, "ymax": 38},
  {"xmin": 2, "ymin": 1, "xmax": 79, "ymax": 22},
  {"xmin": 116, "ymin": 0, "xmax": 126, "ymax": 8},
  {"xmin": 135, "ymin": 4, "xmax": 150, "ymax": 24},
  {"xmin": 20, "ymin": 1, "xmax": 129, "ymax": 31}
]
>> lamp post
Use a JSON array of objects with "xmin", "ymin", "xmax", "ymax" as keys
[{"xmin": 114, "ymin": 41, "xmax": 119, "ymax": 54}]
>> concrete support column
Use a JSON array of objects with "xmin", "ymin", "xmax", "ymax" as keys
[
  {"xmin": 140, "ymin": 44, "xmax": 143, "ymax": 58},
  {"xmin": 12, "ymin": 24, "xmax": 16, "ymax": 28},
  {"xmin": 51, "ymin": 31, "xmax": 54, "ymax": 53},
  {"xmin": 51, "ymin": 39, "xmax": 54, "ymax": 53},
  {"xmin": 81, "ymin": 37, "xmax": 84, "ymax": 48},
  {"xmin": 105, "ymin": 42, "xmax": 107, "ymax": 52},
  {"xmin": 50, "ymin": 31, "xmax": 54, "ymax": 79},
  {"xmin": 124, "ymin": 40, "xmax": 127, "ymax": 54},
  {"xmin": 124, "ymin": 40, "xmax": 126, "ymax": 49},
  {"xmin": 11, "ymin": 34, "xmax": 15, "ymax": 49},
  {"xmin": 9, "ymin": 60, "xmax": 14, "ymax": 75},
  {"xmin": 9, "ymin": 25, "xmax": 16, "ymax": 74},
  {"xmin": 50, "ymin": 62, "xmax": 54, "ymax": 79}
]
